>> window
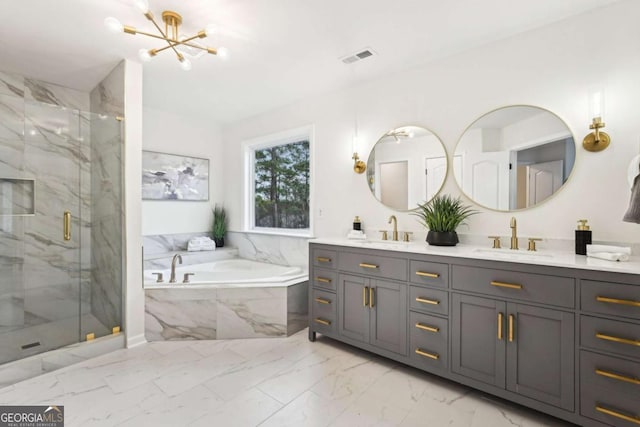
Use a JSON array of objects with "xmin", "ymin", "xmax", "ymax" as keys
[{"xmin": 244, "ymin": 126, "xmax": 313, "ymax": 236}]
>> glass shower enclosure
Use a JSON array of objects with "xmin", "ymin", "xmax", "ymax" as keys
[{"xmin": 0, "ymin": 96, "xmax": 123, "ymax": 365}]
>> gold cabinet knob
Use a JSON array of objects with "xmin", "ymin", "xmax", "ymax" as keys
[
  {"xmin": 527, "ymin": 238, "xmax": 542, "ymax": 251},
  {"xmin": 488, "ymin": 236, "xmax": 501, "ymax": 249},
  {"xmin": 379, "ymin": 230, "xmax": 388, "ymax": 240}
]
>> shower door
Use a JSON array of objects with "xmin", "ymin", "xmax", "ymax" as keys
[{"xmin": 0, "ymin": 97, "xmax": 123, "ymax": 365}]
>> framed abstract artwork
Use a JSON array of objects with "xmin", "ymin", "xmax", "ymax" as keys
[{"xmin": 142, "ymin": 150, "xmax": 209, "ymax": 201}]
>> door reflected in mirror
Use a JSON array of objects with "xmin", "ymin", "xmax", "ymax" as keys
[
  {"xmin": 367, "ymin": 125, "xmax": 447, "ymax": 211},
  {"xmin": 453, "ymin": 106, "xmax": 575, "ymax": 211}
]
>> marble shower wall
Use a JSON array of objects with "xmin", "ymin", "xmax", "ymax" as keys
[
  {"xmin": 0, "ymin": 70, "xmax": 94, "ymax": 364},
  {"xmin": 0, "ymin": 66, "xmax": 125, "ymax": 364},
  {"xmin": 89, "ymin": 61, "xmax": 125, "ymax": 335}
]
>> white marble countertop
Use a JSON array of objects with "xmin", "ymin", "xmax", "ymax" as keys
[{"xmin": 311, "ymin": 238, "xmax": 640, "ymax": 276}]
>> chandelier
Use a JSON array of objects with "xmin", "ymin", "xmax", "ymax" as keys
[{"xmin": 104, "ymin": 0, "xmax": 228, "ymax": 71}]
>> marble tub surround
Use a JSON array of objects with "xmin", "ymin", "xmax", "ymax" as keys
[
  {"xmin": 312, "ymin": 237, "xmax": 640, "ymax": 274},
  {"xmin": 227, "ymin": 231, "xmax": 309, "ymax": 268},
  {"xmin": 143, "ymin": 232, "xmax": 218, "ymax": 256},
  {"xmin": 143, "ymin": 247, "xmax": 239, "ymax": 270},
  {"xmin": 145, "ymin": 281, "xmax": 308, "ymax": 341}
]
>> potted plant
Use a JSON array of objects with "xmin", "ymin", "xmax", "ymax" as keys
[
  {"xmin": 212, "ymin": 204, "xmax": 227, "ymax": 247},
  {"xmin": 412, "ymin": 195, "xmax": 478, "ymax": 246}
]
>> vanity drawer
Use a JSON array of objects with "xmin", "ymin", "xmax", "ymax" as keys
[
  {"xmin": 410, "ymin": 286, "xmax": 448, "ymax": 316},
  {"xmin": 409, "ymin": 260, "xmax": 448, "ymax": 288},
  {"xmin": 311, "ymin": 289, "xmax": 336, "ymax": 334},
  {"xmin": 312, "ymin": 248, "xmax": 337, "ymax": 270},
  {"xmin": 410, "ymin": 312, "xmax": 448, "ymax": 372},
  {"xmin": 452, "ymin": 265, "xmax": 575, "ymax": 308},
  {"xmin": 581, "ymin": 383, "xmax": 640, "ymax": 427},
  {"xmin": 581, "ymin": 280, "xmax": 640, "ymax": 321},
  {"xmin": 581, "ymin": 351, "xmax": 640, "ymax": 399},
  {"xmin": 312, "ymin": 268, "xmax": 337, "ymax": 292},
  {"xmin": 581, "ymin": 315, "xmax": 640, "ymax": 360},
  {"xmin": 339, "ymin": 251, "xmax": 408, "ymax": 281}
]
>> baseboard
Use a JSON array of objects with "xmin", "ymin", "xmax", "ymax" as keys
[{"xmin": 126, "ymin": 333, "xmax": 147, "ymax": 348}]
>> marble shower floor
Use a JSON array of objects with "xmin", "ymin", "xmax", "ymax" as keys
[{"xmin": 0, "ymin": 329, "xmax": 574, "ymax": 427}]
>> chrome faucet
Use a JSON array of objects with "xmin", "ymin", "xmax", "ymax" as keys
[
  {"xmin": 170, "ymin": 254, "xmax": 182, "ymax": 283},
  {"xmin": 510, "ymin": 217, "xmax": 518, "ymax": 250},
  {"xmin": 388, "ymin": 215, "xmax": 398, "ymax": 241}
]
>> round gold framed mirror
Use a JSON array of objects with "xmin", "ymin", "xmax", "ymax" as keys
[
  {"xmin": 453, "ymin": 105, "xmax": 576, "ymax": 211},
  {"xmin": 367, "ymin": 125, "xmax": 447, "ymax": 211}
]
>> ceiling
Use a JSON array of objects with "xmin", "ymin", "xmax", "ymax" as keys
[{"xmin": 0, "ymin": 0, "xmax": 622, "ymax": 124}]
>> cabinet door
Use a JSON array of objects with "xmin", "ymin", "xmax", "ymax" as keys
[
  {"xmin": 506, "ymin": 303, "xmax": 574, "ymax": 411},
  {"xmin": 370, "ymin": 279, "xmax": 407, "ymax": 355},
  {"xmin": 452, "ymin": 293, "xmax": 506, "ymax": 388},
  {"xmin": 338, "ymin": 274, "xmax": 370, "ymax": 344}
]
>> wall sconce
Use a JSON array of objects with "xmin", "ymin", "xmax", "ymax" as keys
[
  {"xmin": 583, "ymin": 89, "xmax": 611, "ymax": 152},
  {"xmin": 352, "ymin": 134, "xmax": 366, "ymax": 174}
]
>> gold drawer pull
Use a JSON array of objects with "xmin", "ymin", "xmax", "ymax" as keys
[
  {"xmin": 359, "ymin": 263, "xmax": 379, "ymax": 269},
  {"xmin": 316, "ymin": 256, "xmax": 332, "ymax": 263},
  {"xmin": 491, "ymin": 281, "xmax": 523, "ymax": 290},
  {"xmin": 416, "ymin": 271, "xmax": 439, "ymax": 278},
  {"xmin": 596, "ymin": 333, "xmax": 640, "ymax": 347},
  {"xmin": 497, "ymin": 312, "xmax": 504, "ymax": 340},
  {"xmin": 595, "ymin": 369, "xmax": 640, "ymax": 386},
  {"xmin": 595, "ymin": 405, "xmax": 640, "ymax": 425},
  {"xmin": 415, "ymin": 348, "xmax": 439, "ymax": 360},
  {"xmin": 314, "ymin": 318, "xmax": 331, "ymax": 326},
  {"xmin": 596, "ymin": 296, "xmax": 640, "ymax": 308},
  {"xmin": 363, "ymin": 286, "xmax": 368, "ymax": 307},
  {"xmin": 415, "ymin": 323, "xmax": 439, "ymax": 333},
  {"xmin": 314, "ymin": 297, "xmax": 331, "ymax": 305},
  {"xmin": 316, "ymin": 277, "xmax": 332, "ymax": 283},
  {"xmin": 416, "ymin": 297, "xmax": 440, "ymax": 305}
]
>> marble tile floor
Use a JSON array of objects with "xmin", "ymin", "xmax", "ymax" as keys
[{"xmin": 0, "ymin": 329, "xmax": 574, "ymax": 427}]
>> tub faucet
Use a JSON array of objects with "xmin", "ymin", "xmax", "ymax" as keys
[
  {"xmin": 388, "ymin": 215, "xmax": 398, "ymax": 241},
  {"xmin": 170, "ymin": 254, "xmax": 182, "ymax": 283},
  {"xmin": 510, "ymin": 217, "xmax": 518, "ymax": 250}
]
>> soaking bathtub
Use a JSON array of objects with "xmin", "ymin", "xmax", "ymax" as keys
[
  {"xmin": 144, "ymin": 259, "xmax": 306, "ymax": 288},
  {"xmin": 143, "ymin": 258, "xmax": 309, "ymax": 341}
]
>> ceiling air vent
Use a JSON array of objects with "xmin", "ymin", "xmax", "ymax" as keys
[{"xmin": 340, "ymin": 48, "xmax": 376, "ymax": 64}]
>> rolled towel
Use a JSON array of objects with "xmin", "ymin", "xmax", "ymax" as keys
[
  {"xmin": 586, "ymin": 244, "xmax": 631, "ymax": 255},
  {"xmin": 587, "ymin": 252, "xmax": 629, "ymax": 262}
]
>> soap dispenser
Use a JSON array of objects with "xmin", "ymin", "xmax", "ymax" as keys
[
  {"xmin": 353, "ymin": 216, "xmax": 362, "ymax": 231},
  {"xmin": 575, "ymin": 219, "xmax": 592, "ymax": 255}
]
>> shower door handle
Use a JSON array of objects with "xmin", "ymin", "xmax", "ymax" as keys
[{"xmin": 63, "ymin": 211, "xmax": 71, "ymax": 241}]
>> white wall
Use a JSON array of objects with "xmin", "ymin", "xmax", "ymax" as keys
[
  {"xmin": 221, "ymin": 0, "xmax": 640, "ymax": 245},
  {"xmin": 141, "ymin": 107, "xmax": 224, "ymax": 235}
]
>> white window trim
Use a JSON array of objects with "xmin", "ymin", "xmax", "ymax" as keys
[{"xmin": 243, "ymin": 125, "xmax": 314, "ymax": 237}]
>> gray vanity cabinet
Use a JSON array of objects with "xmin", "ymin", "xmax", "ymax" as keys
[
  {"xmin": 338, "ymin": 273, "xmax": 407, "ymax": 355},
  {"xmin": 308, "ymin": 242, "xmax": 640, "ymax": 427},
  {"xmin": 451, "ymin": 288, "xmax": 575, "ymax": 411}
]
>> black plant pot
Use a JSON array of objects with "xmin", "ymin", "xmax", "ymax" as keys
[
  {"xmin": 426, "ymin": 231, "xmax": 459, "ymax": 246},
  {"xmin": 213, "ymin": 237, "xmax": 224, "ymax": 248}
]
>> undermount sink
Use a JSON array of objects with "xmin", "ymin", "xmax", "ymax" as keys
[
  {"xmin": 473, "ymin": 247, "xmax": 553, "ymax": 260},
  {"xmin": 356, "ymin": 239, "xmax": 409, "ymax": 249}
]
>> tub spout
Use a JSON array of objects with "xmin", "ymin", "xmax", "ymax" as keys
[{"xmin": 170, "ymin": 254, "xmax": 182, "ymax": 283}]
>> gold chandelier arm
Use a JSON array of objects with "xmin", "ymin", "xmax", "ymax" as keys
[
  {"xmin": 150, "ymin": 39, "xmax": 217, "ymax": 56},
  {"xmin": 143, "ymin": 13, "xmax": 184, "ymax": 60}
]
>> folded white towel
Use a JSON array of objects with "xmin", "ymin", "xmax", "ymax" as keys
[
  {"xmin": 347, "ymin": 230, "xmax": 367, "ymax": 240},
  {"xmin": 188, "ymin": 236, "xmax": 216, "ymax": 251},
  {"xmin": 586, "ymin": 244, "xmax": 631, "ymax": 255},
  {"xmin": 587, "ymin": 252, "xmax": 629, "ymax": 262}
]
